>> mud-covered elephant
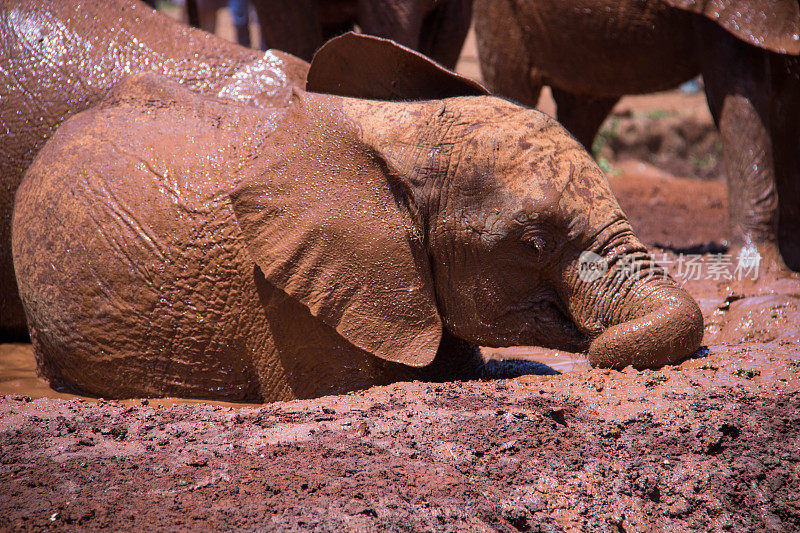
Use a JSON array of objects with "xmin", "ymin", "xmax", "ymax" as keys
[
  {"xmin": 12, "ymin": 34, "xmax": 703, "ymax": 402},
  {"xmin": 0, "ymin": 0, "xmax": 309, "ymax": 339},
  {"xmin": 474, "ymin": 0, "xmax": 800, "ymax": 272},
  {"xmin": 249, "ymin": 0, "xmax": 472, "ymax": 68}
]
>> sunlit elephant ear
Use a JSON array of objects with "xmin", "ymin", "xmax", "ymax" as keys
[
  {"xmin": 306, "ymin": 32, "xmax": 489, "ymax": 100},
  {"xmin": 229, "ymin": 95, "xmax": 442, "ymax": 367},
  {"xmin": 662, "ymin": 0, "xmax": 800, "ymax": 54}
]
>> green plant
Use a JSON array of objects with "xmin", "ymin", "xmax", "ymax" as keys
[
  {"xmin": 591, "ymin": 117, "xmax": 621, "ymax": 158},
  {"xmin": 641, "ymin": 109, "xmax": 676, "ymax": 120},
  {"xmin": 596, "ymin": 157, "xmax": 621, "ymax": 176}
]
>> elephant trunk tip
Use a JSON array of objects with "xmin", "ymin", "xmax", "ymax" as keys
[{"xmin": 587, "ymin": 289, "xmax": 704, "ymax": 370}]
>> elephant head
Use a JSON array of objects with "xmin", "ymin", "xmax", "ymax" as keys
[{"xmin": 232, "ymin": 34, "xmax": 703, "ymax": 371}]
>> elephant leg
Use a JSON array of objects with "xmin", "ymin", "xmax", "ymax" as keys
[
  {"xmin": 185, "ymin": 0, "xmax": 200, "ymax": 27},
  {"xmin": 698, "ymin": 21, "xmax": 782, "ymax": 270},
  {"xmin": 357, "ymin": 1, "xmax": 420, "ymax": 51},
  {"xmin": 229, "ymin": 0, "xmax": 252, "ymax": 48},
  {"xmin": 417, "ymin": 0, "xmax": 473, "ymax": 70},
  {"xmin": 355, "ymin": 0, "xmax": 470, "ymax": 71},
  {"xmin": 252, "ymin": 0, "xmax": 324, "ymax": 61},
  {"xmin": 473, "ymin": 0, "xmax": 542, "ymax": 109},
  {"xmin": 770, "ymin": 54, "xmax": 800, "ymax": 271},
  {"xmin": 551, "ymin": 88, "xmax": 619, "ymax": 152}
]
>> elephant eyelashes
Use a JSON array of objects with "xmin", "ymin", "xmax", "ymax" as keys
[
  {"xmin": 520, "ymin": 226, "xmax": 550, "ymax": 256},
  {"xmin": 527, "ymin": 235, "xmax": 545, "ymax": 251}
]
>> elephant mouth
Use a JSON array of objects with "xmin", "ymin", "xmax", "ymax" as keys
[{"xmin": 517, "ymin": 297, "xmax": 591, "ymax": 353}]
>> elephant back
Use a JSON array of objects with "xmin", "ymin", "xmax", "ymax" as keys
[
  {"xmin": 663, "ymin": 0, "xmax": 800, "ymax": 54},
  {"xmin": 11, "ymin": 74, "xmax": 277, "ymax": 400},
  {"xmin": 12, "ymin": 73, "xmax": 425, "ymax": 401},
  {"xmin": 0, "ymin": 0, "xmax": 309, "ymax": 338}
]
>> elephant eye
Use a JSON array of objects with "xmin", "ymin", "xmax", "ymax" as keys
[
  {"xmin": 523, "ymin": 230, "xmax": 549, "ymax": 257},
  {"xmin": 528, "ymin": 235, "xmax": 546, "ymax": 252},
  {"xmin": 517, "ymin": 221, "xmax": 551, "ymax": 257}
]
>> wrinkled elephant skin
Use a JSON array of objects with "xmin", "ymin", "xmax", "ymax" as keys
[
  {"xmin": 12, "ymin": 34, "xmax": 703, "ymax": 402},
  {"xmin": 474, "ymin": 0, "xmax": 800, "ymax": 271},
  {"xmin": 0, "ymin": 0, "xmax": 308, "ymax": 338}
]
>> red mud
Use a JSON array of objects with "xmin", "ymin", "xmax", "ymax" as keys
[
  {"xmin": 2, "ymin": 29, "xmax": 800, "ymax": 533},
  {"xmin": 2, "ymin": 384, "xmax": 799, "ymax": 532}
]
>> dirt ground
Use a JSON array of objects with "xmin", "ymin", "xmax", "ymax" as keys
[{"xmin": 2, "ymin": 19, "xmax": 800, "ymax": 533}]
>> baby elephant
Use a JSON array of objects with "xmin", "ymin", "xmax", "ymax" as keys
[{"xmin": 12, "ymin": 35, "xmax": 703, "ymax": 402}]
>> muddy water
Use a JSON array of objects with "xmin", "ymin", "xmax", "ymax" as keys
[
  {"xmin": 0, "ymin": 343, "xmax": 262, "ymax": 407},
  {"xmin": 0, "ymin": 343, "xmax": 76, "ymax": 400},
  {"xmin": 482, "ymin": 346, "xmax": 591, "ymax": 373},
  {"xmin": 0, "ymin": 342, "xmax": 589, "ymax": 404}
]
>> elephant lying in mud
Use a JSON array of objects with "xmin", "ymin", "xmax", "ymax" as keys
[
  {"xmin": 474, "ymin": 0, "xmax": 800, "ymax": 272},
  {"xmin": 12, "ymin": 34, "xmax": 703, "ymax": 402},
  {"xmin": 0, "ymin": 0, "xmax": 308, "ymax": 339}
]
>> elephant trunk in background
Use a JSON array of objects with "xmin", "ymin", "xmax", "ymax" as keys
[{"xmin": 564, "ymin": 225, "xmax": 703, "ymax": 369}]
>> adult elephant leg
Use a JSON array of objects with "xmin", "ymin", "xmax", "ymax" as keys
[
  {"xmin": 252, "ymin": 0, "xmax": 323, "ymax": 61},
  {"xmin": 417, "ymin": 0, "xmax": 473, "ymax": 70},
  {"xmin": 1, "ymin": 217, "xmax": 27, "ymax": 340},
  {"xmin": 698, "ymin": 21, "xmax": 782, "ymax": 271},
  {"xmin": 186, "ymin": 0, "xmax": 200, "ymax": 27},
  {"xmin": 474, "ymin": 0, "xmax": 542, "ymax": 109},
  {"xmin": 551, "ymin": 88, "xmax": 619, "ymax": 152},
  {"xmin": 770, "ymin": 54, "xmax": 800, "ymax": 271}
]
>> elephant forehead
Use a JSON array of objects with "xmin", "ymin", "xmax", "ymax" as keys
[
  {"xmin": 469, "ymin": 126, "xmax": 622, "ymax": 240},
  {"xmin": 457, "ymin": 115, "xmax": 595, "ymax": 200}
]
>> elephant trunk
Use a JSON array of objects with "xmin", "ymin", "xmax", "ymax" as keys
[
  {"xmin": 587, "ymin": 279, "xmax": 703, "ymax": 369},
  {"xmin": 566, "ymin": 232, "xmax": 704, "ymax": 370}
]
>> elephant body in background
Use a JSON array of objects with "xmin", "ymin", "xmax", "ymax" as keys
[
  {"xmin": 12, "ymin": 34, "xmax": 703, "ymax": 402},
  {"xmin": 474, "ymin": 0, "xmax": 800, "ymax": 271},
  {"xmin": 0, "ymin": 0, "xmax": 308, "ymax": 338},
  {"xmin": 250, "ymin": 0, "xmax": 472, "ymax": 68}
]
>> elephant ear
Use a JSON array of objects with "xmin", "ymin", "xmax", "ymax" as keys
[
  {"xmin": 663, "ymin": 0, "xmax": 800, "ymax": 54},
  {"xmin": 306, "ymin": 32, "xmax": 489, "ymax": 100},
  {"xmin": 229, "ymin": 95, "xmax": 442, "ymax": 367}
]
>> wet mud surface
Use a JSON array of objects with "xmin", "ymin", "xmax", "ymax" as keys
[
  {"xmin": 3, "ymin": 29, "xmax": 800, "ymax": 533},
  {"xmin": 2, "ymin": 384, "xmax": 799, "ymax": 532}
]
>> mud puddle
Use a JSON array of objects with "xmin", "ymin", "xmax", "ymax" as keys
[{"xmin": 0, "ymin": 342, "xmax": 589, "ymax": 404}]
